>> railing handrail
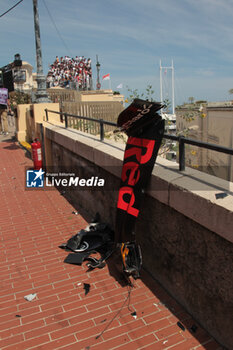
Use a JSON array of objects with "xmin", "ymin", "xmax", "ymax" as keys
[
  {"xmin": 44, "ymin": 108, "xmax": 233, "ymax": 172},
  {"xmin": 45, "ymin": 108, "xmax": 117, "ymax": 127}
]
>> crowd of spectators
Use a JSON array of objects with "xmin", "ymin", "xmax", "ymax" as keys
[{"xmin": 46, "ymin": 56, "xmax": 92, "ymax": 90}]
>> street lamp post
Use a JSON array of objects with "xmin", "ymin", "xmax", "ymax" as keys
[
  {"xmin": 33, "ymin": 0, "xmax": 50, "ymax": 103},
  {"xmin": 96, "ymin": 55, "xmax": 101, "ymax": 90}
]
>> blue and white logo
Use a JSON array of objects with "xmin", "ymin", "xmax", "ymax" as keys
[{"xmin": 26, "ymin": 169, "xmax": 45, "ymax": 188}]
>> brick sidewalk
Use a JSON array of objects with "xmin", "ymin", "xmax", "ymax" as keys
[{"xmin": 0, "ymin": 140, "xmax": 223, "ymax": 350}]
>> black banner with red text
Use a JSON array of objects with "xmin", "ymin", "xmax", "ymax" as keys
[{"xmin": 115, "ymin": 99, "xmax": 165, "ymax": 243}]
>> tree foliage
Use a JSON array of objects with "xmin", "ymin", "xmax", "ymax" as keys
[
  {"xmin": 126, "ymin": 85, "xmax": 156, "ymax": 103},
  {"xmin": 9, "ymin": 91, "xmax": 31, "ymax": 110}
]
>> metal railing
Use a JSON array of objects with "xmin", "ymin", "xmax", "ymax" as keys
[
  {"xmin": 45, "ymin": 108, "xmax": 116, "ymax": 142},
  {"xmin": 45, "ymin": 109, "xmax": 233, "ymax": 172}
]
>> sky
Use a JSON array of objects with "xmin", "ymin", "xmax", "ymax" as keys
[{"xmin": 1, "ymin": 0, "xmax": 233, "ymax": 105}]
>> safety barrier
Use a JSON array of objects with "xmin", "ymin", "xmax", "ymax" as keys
[{"xmin": 45, "ymin": 108, "xmax": 233, "ymax": 172}]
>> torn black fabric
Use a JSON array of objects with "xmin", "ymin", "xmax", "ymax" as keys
[
  {"xmin": 64, "ymin": 252, "xmax": 90, "ymax": 265},
  {"xmin": 60, "ymin": 217, "xmax": 115, "ymax": 269}
]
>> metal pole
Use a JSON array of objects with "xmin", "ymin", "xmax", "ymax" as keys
[
  {"xmin": 45, "ymin": 108, "xmax": 48, "ymax": 121},
  {"xmin": 160, "ymin": 60, "xmax": 163, "ymax": 103},
  {"xmin": 171, "ymin": 59, "xmax": 175, "ymax": 115},
  {"xmin": 100, "ymin": 119, "xmax": 104, "ymax": 141},
  {"xmin": 64, "ymin": 113, "xmax": 68, "ymax": 128},
  {"xmin": 179, "ymin": 136, "xmax": 185, "ymax": 171},
  {"xmin": 96, "ymin": 55, "xmax": 101, "ymax": 90},
  {"xmin": 33, "ymin": 0, "xmax": 50, "ymax": 103}
]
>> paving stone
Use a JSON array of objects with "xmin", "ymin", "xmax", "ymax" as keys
[{"xmin": 0, "ymin": 140, "xmax": 222, "ymax": 350}]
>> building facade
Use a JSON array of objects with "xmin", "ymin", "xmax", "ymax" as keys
[{"xmin": 176, "ymin": 102, "xmax": 233, "ymax": 181}]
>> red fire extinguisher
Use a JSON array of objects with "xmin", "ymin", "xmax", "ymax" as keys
[{"xmin": 31, "ymin": 138, "xmax": 43, "ymax": 170}]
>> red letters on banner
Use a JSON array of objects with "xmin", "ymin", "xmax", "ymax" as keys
[{"xmin": 117, "ymin": 137, "xmax": 155, "ymax": 217}]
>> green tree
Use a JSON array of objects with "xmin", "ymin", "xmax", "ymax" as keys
[
  {"xmin": 126, "ymin": 85, "xmax": 156, "ymax": 103},
  {"xmin": 188, "ymin": 96, "xmax": 195, "ymax": 104},
  {"xmin": 163, "ymin": 98, "xmax": 171, "ymax": 113}
]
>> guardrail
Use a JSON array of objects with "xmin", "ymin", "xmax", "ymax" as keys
[{"xmin": 45, "ymin": 108, "xmax": 233, "ymax": 172}]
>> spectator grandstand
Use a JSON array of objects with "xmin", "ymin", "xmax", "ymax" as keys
[{"xmin": 46, "ymin": 56, "xmax": 92, "ymax": 90}]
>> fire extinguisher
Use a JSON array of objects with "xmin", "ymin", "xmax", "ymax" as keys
[{"xmin": 31, "ymin": 138, "xmax": 43, "ymax": 170}]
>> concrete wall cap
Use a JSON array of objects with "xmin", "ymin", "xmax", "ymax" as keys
[{"xmin": 43, "ymin": 123, "xmax": 233, "ymax": 243}]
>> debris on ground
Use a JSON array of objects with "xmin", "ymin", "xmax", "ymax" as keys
[
  {"xmin": 177, "ymin": 321, "xmax": 186, "ymax": 331},
  {"xmin": 83, "ymin": 283, "xmax": 90, "ymax": 295},
  {"xmin": 215, "ymin": 192, "xmax": 228, "ymax": 199},
  {"xmin": 72, "ymin": 211, "xmax": 79, "ymax": 215},
  {"xmin": 131, "ymin": 311, "xmax": 137, "ymax": 319},
  {"xmin": 24, "ymin": 293, "xmax": 37, "ymax": 302},
  {"xmin": 59, "ymin": 215, "xmax": 114, "ymax": 270}
]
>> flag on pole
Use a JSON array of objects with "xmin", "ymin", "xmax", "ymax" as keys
[
  {"xmin": 117, "ymin": 83, "xmax": 123, "ymax": 89},
  {"xmin": 102, "ymin": 73, "xmax": 110, "ymax": 80}
]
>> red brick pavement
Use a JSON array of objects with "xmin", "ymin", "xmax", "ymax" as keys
[{"xmin": 0, "ymin": 140, "xmax": 223, "ymax": 350}]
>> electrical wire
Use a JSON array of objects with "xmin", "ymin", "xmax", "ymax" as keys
[
  {"xmin": 0, "ymin": 0, "xmax": 23, "ymax": 18},
  {"xmin": 41, "ymin": 0, "xmax": 73, "ymax": 57},
  {"xmin": 96, "ymin": 284, "xmax": 134, "ymax": 340}
]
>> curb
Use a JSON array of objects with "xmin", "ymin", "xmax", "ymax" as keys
[{"xmin": 18, "ymin": 141, "xmax": 32, "ymax": 158}]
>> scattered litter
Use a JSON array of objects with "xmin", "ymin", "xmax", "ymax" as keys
[
  {"xmin": 131, "ymin": 311, "xmax": 137, "ymax": 319},
  {"xmin": 153, "ymin": 303, "xmax": 158, "ymax": 307},
  {"xmin": 72, "ymin": 211, "xmax": 79, "ymax": 215},
  {"xmin": 83, "ymin": 283, "xmax": 90, "ymax": 296},
  {"xmin": 24, "ymin": 293, "xmax": 37, "ymax": 302},
  {"xmin": 77, "ymin": 282, "xmax": 82, "ymax": 286},
  {"xmin": 15, "ymin": 315, "xmax": 21, "ymax": 318},
  {"xmin": 163, "ymin": 340, "xmax": 168, "ymax": 344},
  {"xmin": 64, "ymin": 252, "xmax": 90, "ymax": 265},
  {"xmin": 177, "ymin": 321, "xmax": 185, "ymax": 331},
  {"xmin": 190, "ymin": 324, "xmax": 198, "ymax": 333},
  {"xmin": 158, "ymin": 301, "xmax": 168, "ymax": 308},
  {"xmin": 100, "ymin": 319, "xmax": 107, "ymax": 323},
  {"xmin": 11, "ymin": 176, "xmax": 16, "ymax": 180},
  {"xmin": 215, "ymin": 192, "xmax": 228, "ymax": 200}
]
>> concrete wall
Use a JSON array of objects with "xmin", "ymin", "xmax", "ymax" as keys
[
  {"xmin": 48, "ymin": 88, "xmax": 125, "ymax": 105},
  {"xmin": 17, "ymin": 103, "xmax": 60, "ymax": 142},
  {"xmin": 41, "ymin": 122, "xmax": 233, "ymax": 349}
]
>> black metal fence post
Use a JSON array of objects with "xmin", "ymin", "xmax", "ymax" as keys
[
  {"xmin": 100, "ymin": 119, "xmax": 104, "ymax": 141},
  {"xmin": 179, "ymin": 136, "xmax": 185, "ymax": 171},
  {"xmin": 64, "ymin": 113, "xmax": 68, "ymax": 128},
  {"xmin": 60, "ymin": 111, "xmax": 63, "ymax": 123},
  {"xmin": 45, "ymin": 108, "xmax": 48, "ymax": 121}
]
